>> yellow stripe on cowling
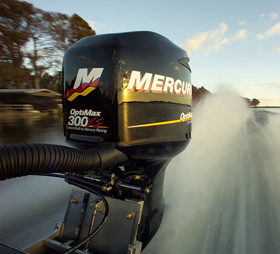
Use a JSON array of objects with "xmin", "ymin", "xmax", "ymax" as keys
[
  {"xmin": 128, "ymin": 117, "xmax": 192, "ymax": 128},
  {"xmin": 67, "ymin": 87, "xmax": 96, "ymax": 101},
  {"xmin": 86, "ymin": 125, "xmax": 109, "ymax": 129}
]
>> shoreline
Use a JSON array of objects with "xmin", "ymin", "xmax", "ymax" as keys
[
  {"xmin": 256, "ymin": 106, "xmax": 280, "ymax": 108},
  {"xmin": 0, "ymin": 110, "xmax": 62, "ymax": 120}
]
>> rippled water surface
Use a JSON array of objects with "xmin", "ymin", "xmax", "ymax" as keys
[
  {"xmin": 0, "ymin": 115, "xmax": 74, "ymax": 248},
  {"xmin": 1, "ymin": 95, "xmax": 280, "ymax": 253}
]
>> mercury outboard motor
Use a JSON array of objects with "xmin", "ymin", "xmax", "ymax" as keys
[
  {"xmin": 61, "ymin": 31, "xmax": 192, "ymax": 252},
  {"xmin": 0, "ymin": 31, "xmax": 191, "ymax": 254}
]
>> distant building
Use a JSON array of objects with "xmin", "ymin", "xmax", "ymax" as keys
[{"xmin": 0, "ymin": 89, "xmax": 61, "ymax": 112}]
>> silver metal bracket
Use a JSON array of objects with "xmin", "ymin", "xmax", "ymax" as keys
[{"xmin": 44, "ymin": 189, "xmax": 144, "ymax": 254}]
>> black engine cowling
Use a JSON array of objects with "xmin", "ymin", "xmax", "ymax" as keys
[{"xmin": 63, "ymin": 31, "xmax": 192, "ymax": 159}]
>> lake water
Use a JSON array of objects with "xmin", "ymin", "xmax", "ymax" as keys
[
  {"xmin": 0, "ymin": 94, "xmax": 280, "ymax": 253},
  {"xmin": 0, "ymin": 115, "xmax": 74, "ymax": 248}
]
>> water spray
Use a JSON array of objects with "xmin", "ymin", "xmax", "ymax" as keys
[{"xmin": 143, "ymin": 93, "xmax": 280, "ymax": 254}]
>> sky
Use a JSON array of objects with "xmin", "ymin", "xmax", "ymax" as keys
[{"xmin": 27, "ymin": 0, "xmax": 280, "ymax": 106}]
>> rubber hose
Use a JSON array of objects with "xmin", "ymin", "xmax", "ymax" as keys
[{"xmin": 0, "ymin": 143, "xmax": 101, "ymax": 181}]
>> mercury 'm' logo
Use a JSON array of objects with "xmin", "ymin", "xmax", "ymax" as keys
[{"xmin": 64, "ymin": 68, "xmax": 104, "ymax": 101}]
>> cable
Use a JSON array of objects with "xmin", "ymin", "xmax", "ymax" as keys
[
  {"xmin": 61, "ymin": 178, "xmax": 109, "ymax": 254},
  {"xmin": 44, "ymin": 173, "xmax": 109, "ymax": 253}
]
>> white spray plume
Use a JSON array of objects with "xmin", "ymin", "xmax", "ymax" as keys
[{"xmin": 143, "ymin": 91, "xmax": 280, "ymax": 254}]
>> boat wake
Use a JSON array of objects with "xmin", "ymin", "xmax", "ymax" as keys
[
  {"xmin": 143, "ymin": 92, "xmax": 280, "ymax": 254},
  {"xmin": 1, "ymin": 92, "xmax": 280, "ymax": 253}
]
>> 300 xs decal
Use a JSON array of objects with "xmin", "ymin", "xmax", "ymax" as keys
[
  {"xmin": 64, "ymin": 68, "xmax": 104, "ymax": 101},
  {"xmin": 66, "ymin": 108, "xmax": 108, "ymax": 133}
]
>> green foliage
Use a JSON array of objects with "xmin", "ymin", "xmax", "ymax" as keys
[
  {"xmin": 0, "ymin": 0, "xmax": 35, "ymax": 88},
  {"xmin": 39, "ymin": 72, "xmax": 62, "ymax": 93},
  {"xmin": 250, "ymin": 98, "xmax": 260, "ymax": 107},
  {"xmin": 69, "ymin": 14, "xmax": 96, "ymax": 45},
  {"xmin": 192, "ymin": 87, "xmax": 261, "ymax": 107},
  {"xmin": 0, "ymin": 0, "xmax": 96, "ymax": 90},
  {"xmin": 192, "ymin": 85, "xmax": 211, "ymax": 104}
]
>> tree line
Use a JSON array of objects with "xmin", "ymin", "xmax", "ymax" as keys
[
  {"xmin": 192, "ymin": 85, "xmax": 260, "ymax": 107},
  {"xmin": 1, "ymin": 0, "xmax": 262, "ymax": 106},
  {"xmin": 0, "ymin": 0, "xmax": 96, "ymax": 92}
]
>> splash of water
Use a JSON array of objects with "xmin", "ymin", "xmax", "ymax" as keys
[{"xmin": 143, "ymin": 92, "xmax": 280, "ymax": 254}]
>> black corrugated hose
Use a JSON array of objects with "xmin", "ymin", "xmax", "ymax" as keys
[
  {"xmin": 0, "ymin": 143, "xmax": 102, "ymax": 180},
  {"xmin": 0, "ymin": 143, "xmax": 117, "ymax": 254}
]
